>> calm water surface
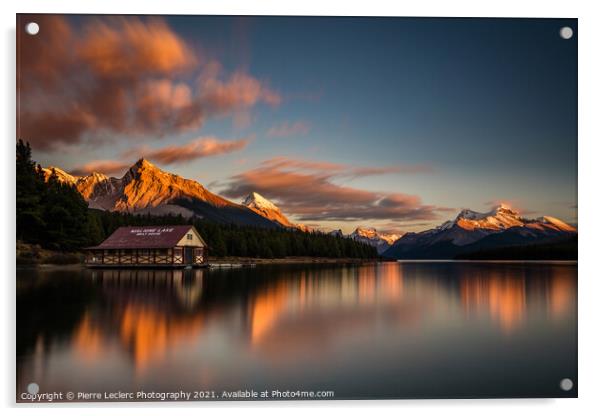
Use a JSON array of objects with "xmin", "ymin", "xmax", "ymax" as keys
[{"xmin": 17, "ymin": 262, "xmax": 577, "ymax": 400}]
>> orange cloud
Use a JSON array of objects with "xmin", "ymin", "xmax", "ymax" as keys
[
  {"xmin": 353, "ymin": 165, "xmax": 433, "ymax": 176},
  {"xmin": 17, "ymin": 15, "xmax": 73, "ymax": 91},
  {"xmin": 261, "ymin": 157, "xmax": 347, "ymax": 173},
  {"xmin": 267, "ymin": 121, "xmax": 311, "ymax": 138},
  {"xmin": 78, "ymin": 17, "xmax": 195, "ymax": 77},
  {"xmin": 71, "ymin": 160, "xmax": 131, "ymax": 176},
  {"xmin": 132, "ymin": 136, "xmax": 251, "ymax": 164},
  {"xmin": 221, "ymin": 157, "xmax": 444, "ymax": 222},
  {"xmin": 251, "ymin": 157, "xmax": 431, "ymax": 178},
  {"xmin": 17, "ymin": 15, "xmax": 280, "ymax": 151},
  {"xmin": 132, "ymin": 79, "xmax": 203, "ymax": 133},
  {"xmin": 201, "ymin": 71, "xmax": 281, "ymax": 115}
]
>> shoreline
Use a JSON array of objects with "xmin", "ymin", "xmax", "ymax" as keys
[
  {"xmin": 17, "ymin": 242, "xmax": 382, "ymax": 267},
  {"xmin": 16, "ymin": 258, "xmax": 578, "ymax": 269},
  {"xmin": 207, "ymin": 256, "xmax": 385, "ymax": 265},
  {"xmin": 16, "ymin": 253, "xmax": 385, "ymax": 267}
]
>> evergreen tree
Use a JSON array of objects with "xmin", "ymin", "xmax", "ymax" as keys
[
  {"xmin": 16, "ymin": 140, "xmax": 45, "ymax": 242},
  {"xmin": 40, "ymin": 173, "xmax": 90, "ymax": 250},
  {"xmin": 17, "ymin": 141, "xmax": 96, "ymax": 250}
]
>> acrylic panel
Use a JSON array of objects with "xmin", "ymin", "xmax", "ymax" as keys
[{"xmin": 16, "ymin": 14, "xmax": 577, "ymax": 402}]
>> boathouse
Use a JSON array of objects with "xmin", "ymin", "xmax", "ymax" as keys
[{"xmin": 85, "ymin": 225, "xmax": 208, "ymax": 268}]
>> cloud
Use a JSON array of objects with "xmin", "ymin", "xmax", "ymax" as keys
[
  {"xmin": 127, "ymin": 136, "xmax": 251, "ymax": 164},
  {"xmin": 200, "ymin": 71, "xmax": 281, "ymax": 115},
  {"xmin": 260, "ymin": 157, "xmax": 346, "ymax": 173},
  {"xmin": 132, "ymin": 79, "xmax": 203, "ymax": 132},
  {"xmin": 267, "ymin": 121, "xmax": 310, "ymax": 138},
  {"xmin": 18, "ymin": 15, "xmax": 74, "ymax": 91},
  {"xmin": 70, "ymin": 135, "xmax": 249, "ymax": 175},
  {"xmin": 220, "ymin": 157, "xmax": 445, "ymax": 222},
  {"xmin": 78, "ymin": 17, "xmax": 195, "ymax": 77},
  {"xmin": 71, "ymin": 160, "xmax": 131, "ymax": 176},
  {"xmin": 17, "ymin": 15, "xmax": 280, "ymax": 151},
  {"xmin": 483, "ymin": 199, "xmax": 536, "ymax": 215},
  {"xmin": 251, "ymin": 157, "xmax": 432, "ymax": 179}
]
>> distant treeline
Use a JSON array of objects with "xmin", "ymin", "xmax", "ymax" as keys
[
  {"xmin": 16, "ymin": 140, "xmax": 377, "ymax": 259},
  {"xmin": 455, "ymin": 236, "xmax": 577, "ymax": 260},
  {"xmin": 90, "ymin": 210, "xmax": 377, "ymax": 259}
]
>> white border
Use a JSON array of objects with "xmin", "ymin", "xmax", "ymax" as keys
[{"xmin": 3, "ymin": 1, "xmax": 602, "ymax": 414}]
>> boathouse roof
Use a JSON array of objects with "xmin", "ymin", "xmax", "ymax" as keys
[{"xmin": 88, "ymin": 225, "xmax": 206, "ymax": 250}]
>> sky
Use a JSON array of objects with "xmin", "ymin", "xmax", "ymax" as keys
[{"xmin": 17, "ymin": 15, "xmax": 578, "ymax": 233}]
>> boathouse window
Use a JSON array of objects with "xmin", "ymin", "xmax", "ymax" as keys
[{"xmin": 187, "ymin": 234, "xmax": 193, "ymax": 240}]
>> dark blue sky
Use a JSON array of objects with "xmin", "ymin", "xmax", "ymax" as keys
[{"xmin": 39, "ymin": 16, "xmax": 577, "ymax": 232}]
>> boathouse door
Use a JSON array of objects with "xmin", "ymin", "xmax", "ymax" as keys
[{"xmin": 183, "ymin": 247, "xmax": 193, "ymax": 264}]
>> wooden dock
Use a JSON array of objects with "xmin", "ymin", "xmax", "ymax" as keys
[{"xmin": 208, "ymin": 263, "xmax": 256, "ymax": 268}]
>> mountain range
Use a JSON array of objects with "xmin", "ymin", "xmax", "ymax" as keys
[
  {"xmin": 43, "ymin": 159, "xmax": 318, "ymax": 232},
  {"xmin": 383, "ymin": 205, "xmax": 576, "ymax": 259},
  {"xmin": 349, "ymin": 227, "xmax": 404, "ymax": 254},
  {"xmin": 43, "ymin": 159, "xmax": 281, "ymax": 228},
  {"xmin": 42, "ymin": 160, "xmax": 576, "ymax": 259},
  {"xmin": 325, "ymin": 227, "xmax": 403, "ymax": 254}
]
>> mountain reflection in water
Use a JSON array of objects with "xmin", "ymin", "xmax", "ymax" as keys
[{"xmin": 17, "ymin": 262, "xmax": 577, "ymax": 400}]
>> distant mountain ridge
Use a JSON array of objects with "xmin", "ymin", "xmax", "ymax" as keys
[
  {"xmin": 324, "ymin": 227, "xmax": 403, "ymax": 254},
  {"xmin": 383, "ymin": 205, "xmax": 576, "ymax": 259},
  {"xmin": 349, "ymin": 227, "xmax": 404, "ymax": 254}
]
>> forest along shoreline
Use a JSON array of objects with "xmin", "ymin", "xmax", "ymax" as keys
[
  {"xmin": 16, "ymin": 241, "xmax": 386, "ymax": 268},
  {"xmin": 16, "ymin": 140, "xmax": 380, "ymax": 267}
]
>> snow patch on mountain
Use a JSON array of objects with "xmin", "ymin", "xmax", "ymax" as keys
[
  {"xmin": 241, "ymin": 191, "xmax": 300, "ymax": 228},
  {"xmin": 42, "ymin": 167, "xmax": 79, "ymax": 185},
  {"xmin": 241, "ymin": 192, "xmax": 315, "ymax": 231},
  {"xmin": 243, "ymin": 192, "xmax": 280, "ymax": 212},
  {"xmin": 350, "ymin": 227, "xmax": 404, "ymax": 254}
]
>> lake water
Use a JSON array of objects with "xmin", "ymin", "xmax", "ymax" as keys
[{"xmin": 16, "ymin": 262, "xmax": 577, "ymax": 401}]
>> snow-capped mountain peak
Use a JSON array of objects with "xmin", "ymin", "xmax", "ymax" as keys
[
  {"xmin": 42, "ymin": 166, "xmax": 79, "ymax": 185},
  {"xmin": 384, "ymin": 205, "xmax": 577, "ymax": 259},
  {"xmin": 133, "ymin": 158, "xmax": 155, "ymax": 170},
  {"xmin": 241, "ymin": 191, "xmax": 306, "ymax": 229},
  {"xmin": 350, "ymin": 226, "xmax": 403, "ymax": 254},
  {"xmin": 353, "ymin": 226, "xmax": 378, "ymax": 238},
  {"xmin": 352, "ymin": 227, "xmax": 402, "ymax": 245},
  {"xmin": 243, "ymin": 192, "xmax": 280, "ymax": 212},
  {"xmin": 455, "ymin": 204, "xmax": 524, "ymax": 231},
  {"xmin": 456, "ymin": 208, "xmax": 487, "ymax": 221}
]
